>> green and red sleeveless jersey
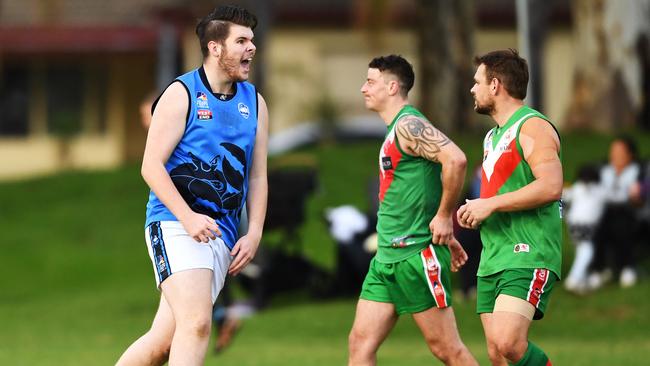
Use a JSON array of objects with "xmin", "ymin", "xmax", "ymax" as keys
[
  {"xmin": 478, "ymin": 105, "xmax": 562, "ymax": 278},
  {"xmin": 376, "ymin": 105, "xmax": 442, "ymax": 263}
]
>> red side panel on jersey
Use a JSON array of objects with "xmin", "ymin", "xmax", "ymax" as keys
[
  {"xmin": 480, "ymin": 138, "xmax": 522, "ymax": 198},
  {"xmin": 379, "ymin": 134, "xmax": 403, "ymax": 202}
]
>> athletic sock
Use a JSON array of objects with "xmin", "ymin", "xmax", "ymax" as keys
[{"xmin": 509, "ymin": 341, "xmax": 551, "ymax": 366}]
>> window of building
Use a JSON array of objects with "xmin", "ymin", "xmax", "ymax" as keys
[
  {"xmin": 46, "ymin": 65, "xmax": 83, "ymax": 137},
  {"xmin": 0, "ymin": 65, "xmax": 30, "ymax": 136}
]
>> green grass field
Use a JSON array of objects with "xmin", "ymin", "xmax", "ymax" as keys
[{"xmin": 1, "ymin": 133, "xmax": 650, "ymax": 365}]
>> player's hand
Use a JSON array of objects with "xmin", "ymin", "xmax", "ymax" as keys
[
  {"xmin": 447, "ymin": 237, "xmax": 468, "ymax": 272},
  {"xmin": 229, "ymin": 234, "xmax": 261, "ymax": 276},
  {"xmin": 457, "ymin": 198, "xmax": 494, "ymax": 229},
  {"xmin": 429, "ymin": 214, "xmax": 453, "ymax": 245},
  {"xmin": 180, "ymin": 212, "xmax": 221, "ymax": 243}
]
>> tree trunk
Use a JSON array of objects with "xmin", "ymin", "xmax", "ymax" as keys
[
  {"xmin": 566, "ymin": 0, "xmax": 650, "ymax": 130},
  {"xmin": 417, "ymin": 0, "xmax": 475, "ymax": 133}
]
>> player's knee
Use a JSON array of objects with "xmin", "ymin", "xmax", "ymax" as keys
[
  {"xmin": 192, "ymin": 319, "xmax": 213, "ymax": 339},
  {"xmin": 348, "ymin": 329, "xmax": 374, "ymax": 356},
  {"xmin": 495, "ymin": 337, "xmax": 526, "ymax": 360},
  {"xmin": 348, "ymin": 330, "xmax": 364, "ymax": 352},
  {"xmin": 153, "ymin": 343, "xmax": 171, "ymax": 363},
  {"xmin": 143, "ymin": 330, "xmax": 172, "ymax": 362},
  {"xmin": 486, "ymin": 341, "xmax": 501, "ymax": 362},
  {"xmin": 427, "ymin": 338, "xmax": 464, "ymax": 363},
  {"xmin": 178, "ymin": 316, "xmax": 212, "ymax": 339}
]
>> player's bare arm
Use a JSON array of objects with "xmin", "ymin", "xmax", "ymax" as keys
[
  {"xmin": 395, "ymin": 115, "xmax": 452, "ymax": 162},
  {"xmin": 141, "ymin": 81, "xmax": 221, "ymax": 242},
  {"xmin": 458, "ymin": 117, "xmax": 562, "ymax": 229},
  {"xmin": 230, "ymin": 93, "xmax": 269, "ymax": 275},
  {"xmin": 396, "ymin": 116, "xmax": 467, "ymax": 246}
]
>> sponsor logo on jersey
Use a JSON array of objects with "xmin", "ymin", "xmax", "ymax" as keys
[
  {"xmin": 514, "ymin": 243, "xmax": 530, "ymax": 253},
  {"xmin": 390, "ymin": 234, "xmax": 415, "ymax": 248},
  {"xmin": 196, "ymin": 92, "xmax": 213, "ymax": 120},
  {"xmin": 197, "ymin": 109, "xmax": 213, "ymax": 120},
  {"xmin": 503, "ymin": 129, "xmax": 512, "ymax": 142},
  {"xmin": 196, "ymin": 92, "xmax": 209, "ymax": 109},
  {"xmin": 498, "ymin": 145, "xmax": 512, "ymax": 153},
  {"xmin": 238, "ymin": 103, "xmax": 250, "ymax": 119},
  {"xmin": 382, "ymin": 156, "xmax": 393, "ymax": 170}
]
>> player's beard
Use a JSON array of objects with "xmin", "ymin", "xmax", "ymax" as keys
[
  {"xmin": 474, "ymin": 97, "xmax": 495, "ymax": 116},
  {"xmin": 218, "ymin": 45, "xmax": 247, "ymax": 82}
]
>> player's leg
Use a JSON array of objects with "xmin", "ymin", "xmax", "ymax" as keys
[
  {"xmin": 348, "ymin": 299, "xmax": 398, "ymax": 366},
  {"xmin": 162, "ymin": 268, "xmax": 214, "ymax": 365},
  {"xmin": 348, "ymin": 257, "xmax": 398, "ymax": 366},
  {"xmin": 410, "ymin": 245, "xmax": 477, "ymax": 365},
  {"xmin": 480, "ymin": 313, "xmax": 507, "ymax": 366},
  {"xmin": 145, "ymin": 221, "xmax": 227, "ymax": 365},
  {"xmin": 485, "ymin": 268, "xmax": 556, "ymax": 365},
  {"xmin": 490, "ymin": 297, "xmax": 552, "ymax": 365},
  {"xmin": 412, "ymin": 307, "xmax": 477, "ymax": 365},
  {"xmin": 116, "ymin": 295, "xmax": 175, "ymax": 366},
  {"xmin": 487, "ymin": 296, "xmax": 533, "ymax": 362}
]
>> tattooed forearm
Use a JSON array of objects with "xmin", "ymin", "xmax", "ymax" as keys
[{"xmin": 396, "ymin": 116, "xmax": 451, "ymax": 161}]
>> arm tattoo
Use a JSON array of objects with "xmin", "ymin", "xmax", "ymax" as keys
[{"xmin": 396, "ymin": 116, "xmax": 451, "ymax": 162}]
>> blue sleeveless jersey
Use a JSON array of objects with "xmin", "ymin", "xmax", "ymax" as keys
[{"xmin": 145, "ymin": 67, "xmax": 258, "ymax": 249}]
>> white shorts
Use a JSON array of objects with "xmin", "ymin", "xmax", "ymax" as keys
[{"xmin": 145, "ymin": 220, "xmax": 232, "ymax": 303}]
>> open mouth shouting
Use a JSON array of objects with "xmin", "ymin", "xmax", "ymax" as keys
[{"xmin": 241, "ymin": 56, "xmax": 253, "ymax": 72}]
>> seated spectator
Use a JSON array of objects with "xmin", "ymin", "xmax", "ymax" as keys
[
  {"xmin": 590, "ymin": 136, "xmax": 641, "ymax": 289},
  {"xmin": 562, "ymin": 164, "xmax": 607, "ymax": 294},
  {"xmin": 324, "ymin": 205, "xmax": 375, "ymax": 296}
]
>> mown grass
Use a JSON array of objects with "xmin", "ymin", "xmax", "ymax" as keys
[{"xmin": 1, "ymin": 131, "xmax": 649, "ymax": 365}]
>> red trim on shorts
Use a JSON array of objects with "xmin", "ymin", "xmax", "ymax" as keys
[
  {"xmin": 421, "ymin": 245, "xmax": 448, "ymax": 308},
  {"xmin": 546, "ymin": 360, "xmax": 552, "ymax": 366},
  {"xmin": 526, "ymin": 268, "xmax": 549, "ymax": 307}
]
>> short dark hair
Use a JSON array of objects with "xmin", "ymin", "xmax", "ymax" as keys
[
  {"xmin": 196, "ymin": 5, "xmax": 258, "ymax": 57},
  {"xmin": 576, "ymin": 163, "xmax": 600, "ymax": 184},
  {"xmin": 368, "ymin": 55, "xmax": 415, "ymax": 97},
  {"xmin": 474, "ymin": 49, "xmax": 529, "ymax": 99},
  {"xmin": 614, "ymin": 135, "xmax": 639, "ymax": 160}
]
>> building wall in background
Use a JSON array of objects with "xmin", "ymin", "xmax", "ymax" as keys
[{"xmin": 0, "ymin": 0, "xmax": 576, "ymax": 180}]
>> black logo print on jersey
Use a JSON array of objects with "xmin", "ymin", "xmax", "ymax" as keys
[
  {"xmin": 170, "ymin": 143, "xmax": 247, "ymax": 219},
  {"xmin": 382, "ymin": 156, "xmax": 393, "ymax": 170}
]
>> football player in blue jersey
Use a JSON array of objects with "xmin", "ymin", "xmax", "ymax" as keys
[{"xmin": 117, "ymin": 5, "xmax": 268, "ymax": 365}]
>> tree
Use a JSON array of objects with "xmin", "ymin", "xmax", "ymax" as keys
[
  {"xmin": 416, "ymin": 0, "xmax": 475, "ymax": 133},
  {"xmin": 565, "ymin": 0, "xmax": 650, "ymax": 130}
]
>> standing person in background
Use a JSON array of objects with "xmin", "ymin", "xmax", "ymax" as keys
[
  {"xmin": 139, "ymin": 91, "xmax": 156, "ymax": 131},
  {"xmin": 348, "ymin": 54, "xmax": 477, "ymax": 366},
  {"xmin": 455, "ymin": 164, "xmax": 483, "ymax": 300},
  {"xmin": 117, "ymin": 5, "xmax": 268, "ymax": 365},
  {"xmin": 458, "ymin": 49, "xmax": 562, "ymax": 366}
]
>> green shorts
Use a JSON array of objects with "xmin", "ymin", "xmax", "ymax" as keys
[
  {"xmin": 476, "ymin": 268, "xmax": 557, "ymax": 320},
  {"xmin": 360, "ymin": 244, "xmax": 452, "ymax": 315}
]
